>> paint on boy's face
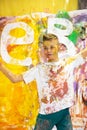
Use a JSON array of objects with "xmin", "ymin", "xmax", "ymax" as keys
[{"xmin": 42, "ymin": 39, "xmax": 59, "ymax": 62}]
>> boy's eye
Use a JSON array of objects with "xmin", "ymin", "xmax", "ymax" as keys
[
  {"xmin": 50, "ymin": 46, "xmax": 55, "ymax": 49},
  {"xmin": 43, "ymin": 46, "xmax": 56, "ymax": 50},
  {"xmin": 44, "ymin": 47, "xmax": 48, "ymax": 50}
]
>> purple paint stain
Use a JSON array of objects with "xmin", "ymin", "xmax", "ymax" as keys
[{"xmin": 73, "ymin": 81, "xmax": 78, "ymax": 92}]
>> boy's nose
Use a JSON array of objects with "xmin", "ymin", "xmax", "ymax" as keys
[{"xmin": 47, "ymin": 48, "xmax": 51, "ymax": 52}]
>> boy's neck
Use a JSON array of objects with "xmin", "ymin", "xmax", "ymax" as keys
[{"xmin": 48, "ymin": 57, "xmax": 59, "ymax": 62}]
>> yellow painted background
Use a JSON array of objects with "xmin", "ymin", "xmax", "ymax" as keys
[{"xmin": 0, "ymin": 0, "xmax": 78, "ymax": 16}]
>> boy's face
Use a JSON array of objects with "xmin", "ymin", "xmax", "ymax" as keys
[{"xmin": 42, "ymin": 39, "xmax": 59, "ymax": 62}]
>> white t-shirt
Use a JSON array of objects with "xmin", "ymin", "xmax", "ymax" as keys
[{"xmin": 23, "ymin": 56, "xmax": 84, "ymax": 115}]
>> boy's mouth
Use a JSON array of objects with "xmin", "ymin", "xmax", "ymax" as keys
[{"xmin": 47, "ymin": 53, "xmax": 53, "ymax": 57}]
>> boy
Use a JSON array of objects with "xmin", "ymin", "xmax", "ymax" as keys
[{"xmin": 0, "ymin": 33, "xmax": 87, "ymax": 130}]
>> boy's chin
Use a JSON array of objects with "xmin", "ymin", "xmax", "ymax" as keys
[{"xmin": 47, "ymin": 58, "xmax": 55, "ymax": 62}]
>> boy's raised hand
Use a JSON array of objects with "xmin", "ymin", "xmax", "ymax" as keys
[
  {"xmin": 0, "ymin": 62, "xmax": 3, "ymax": 70},
  {"xmin": 0, "ymin": 62, "xmax": 23, "ymax": 83}
]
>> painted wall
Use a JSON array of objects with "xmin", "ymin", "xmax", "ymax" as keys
[{"xmin": 0, "ymin": 0, "xmax": 78, "ymax": 16}]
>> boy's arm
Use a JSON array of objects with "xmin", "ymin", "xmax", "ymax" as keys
[
  {"xmin": 79, "ymin": 47, "xmax": 87, "ymax": 59},
  {"xmin": 66, "ymin": 47, "xmax": 87, "ymax": 64},
  {"xmin": 0, "ymin": 63, "xmax": 23, "ymax": 83}
]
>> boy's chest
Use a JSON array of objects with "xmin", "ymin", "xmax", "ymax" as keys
[
  {"xmin": 37, "ymin": 64, "xmax": 68, "ymax": 86},
  {"xmin": 37, "ymin": 64, "xmax": 70, "ymax": 102}
]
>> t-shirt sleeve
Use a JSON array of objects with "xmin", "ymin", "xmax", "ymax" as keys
[{"xmin": 23, "ymin": 67, "xmax": 37, "ymax": 84}]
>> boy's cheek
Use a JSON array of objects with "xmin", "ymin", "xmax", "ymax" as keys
[{"xmin": 39, "ymin": 49, "xmax": 48, "ymax": 62}]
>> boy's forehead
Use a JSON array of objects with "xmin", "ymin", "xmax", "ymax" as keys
[{"xmin": 43, "ymin": 39, "xmax": 59, "ymax": 46}]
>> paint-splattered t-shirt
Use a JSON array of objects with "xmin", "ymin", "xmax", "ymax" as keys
[{"xmin": 23, "ymin": 56, "xmax": 84, "ymax": 115}]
